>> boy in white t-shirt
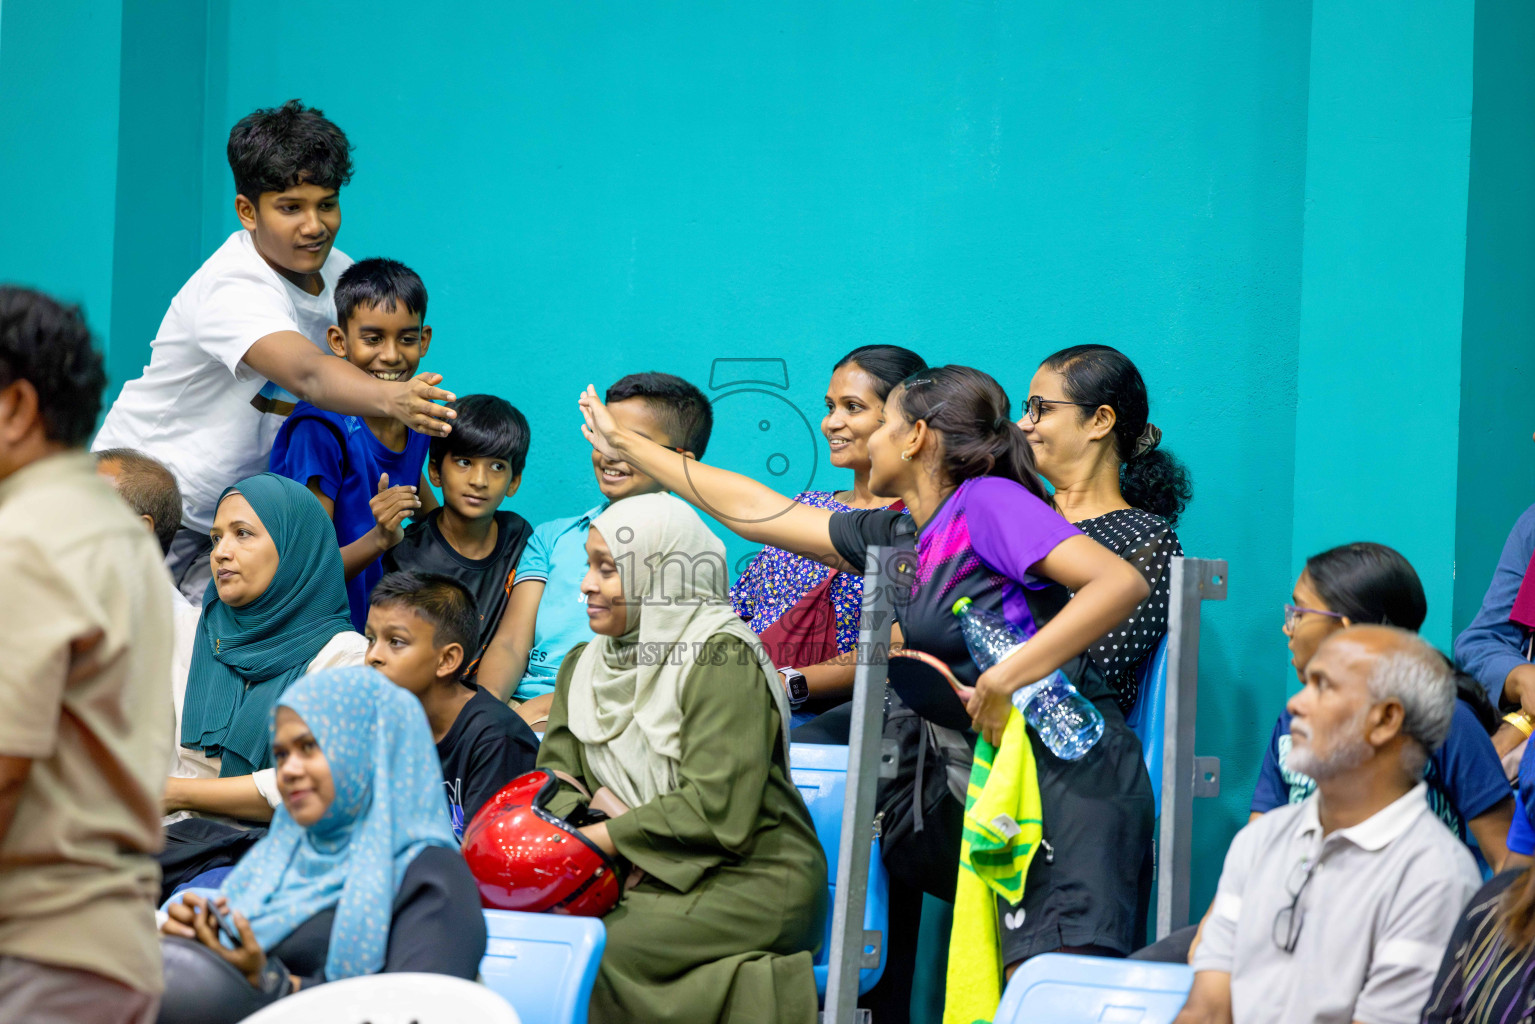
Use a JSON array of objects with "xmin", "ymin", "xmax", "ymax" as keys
[{"xmin": 93, "ymin": 99, "xmax": 456, "ymax": 604}]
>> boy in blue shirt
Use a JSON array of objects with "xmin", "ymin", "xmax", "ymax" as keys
[
  {"xmin": 509, "ymin": 372, "xmax": 712, "ymax": 726},
  {"xmin": 270, "ymin": 258, "xmax": 437, "ymax": 630},
  {"xmin": 382, "ymin": 396, "xmax": 534, "ymax": 700}
]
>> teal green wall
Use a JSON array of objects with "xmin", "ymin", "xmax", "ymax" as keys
[
  {"xmin": 1455, "ymin": 0, "xmax": 1535, "ymax": 635},
  {"xmin": 108, "ymin": 0, "xmax": 209, "ymax": 393},
  {"xmin": 1291, "ymin": 0, "xmax": 1475, "ymax": 651},
  {"xmin": 6, "ymin": 0, "xmax": 1533, "ymax": 933},
  {"xmin": 201, "ymin": 0, "xmax": 1315, "ymax": 914},
  {"xmin": 0, "ymin": 0, "xmax": 124, "ymax": 356}
]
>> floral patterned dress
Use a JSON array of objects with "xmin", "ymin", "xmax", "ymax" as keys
[{"xmin": 730, "ymin": 491, "xmax": 898, "ymax": 659}]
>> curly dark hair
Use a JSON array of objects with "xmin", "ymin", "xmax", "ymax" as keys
[
  {"xmin": 1041, "ymin": 344, "xmax": 1193, "ymax": 526},
  {"xmin": 227, "ymin": 99, "xmax": 353, "ymax": 201},
  {"xmin": 0, "ymin": 287, "xmax": 106, "ymax": 447}
]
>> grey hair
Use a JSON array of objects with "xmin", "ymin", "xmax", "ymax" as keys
[{"xmin": 1363, "ymin": 633, "xmax": 1456, "ymax": 777}]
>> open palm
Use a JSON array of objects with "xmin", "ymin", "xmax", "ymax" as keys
[{"xmin": 578, "ymin": 385, "xmax": 625, "ymax": 462}]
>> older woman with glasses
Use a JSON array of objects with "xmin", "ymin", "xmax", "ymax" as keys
[{"xmin": 1016, "ymin": 345, "xmax": 1192, "ymax": 713}]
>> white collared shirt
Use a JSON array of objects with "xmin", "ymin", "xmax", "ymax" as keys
[{"xmin": 1194, "ymin": 782, "xmax": 1480, "ymax": 1024}]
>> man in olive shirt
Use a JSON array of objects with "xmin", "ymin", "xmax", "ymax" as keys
[{"xmin": 0, "ymin": 288, "xmax": 173, "ymax": 1022}]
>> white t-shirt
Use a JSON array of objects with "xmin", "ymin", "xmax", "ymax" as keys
[
  {"xmin": 93, "ymin": 230, "xmax": 353, "ymax": 533},
  {"xmin": 166, "ymin": 630, "xmax": 368, "ymax": 816}
]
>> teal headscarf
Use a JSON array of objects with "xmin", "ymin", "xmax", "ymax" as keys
[
  {"xmin": 221, "ymin": 667, "xmax": 456, "ymax": 980},
  {"xmin": 180, "ymin": 473, "xmax": 355, "ymax": 776}
]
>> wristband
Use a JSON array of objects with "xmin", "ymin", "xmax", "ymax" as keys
[{"xmin": 1504, "ymin": 711, "xmax": 1534, "ymax": 739}]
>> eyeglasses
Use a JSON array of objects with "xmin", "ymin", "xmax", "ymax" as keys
[
  {"xmin": 1283, "ymin": 603, "xmax": 1346, "ymax": 632},
  {"xmin": 1272, "ymin": 857, "xmax": 1318, "ymax": 953},
  {"xmin": 1024, "ymin": 395, "xmax": 1099, "ymax": 423}
]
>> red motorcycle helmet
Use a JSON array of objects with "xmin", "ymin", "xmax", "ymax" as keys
[{"xmin": 462, "ymin": 769, "xmax": 622, "ymax": 917}]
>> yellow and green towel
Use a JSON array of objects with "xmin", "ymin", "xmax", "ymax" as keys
[{"xmin": 943, "ymin": 708, "xmax": 1042, "ymax": 1024}]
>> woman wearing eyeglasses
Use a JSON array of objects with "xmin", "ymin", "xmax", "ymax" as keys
[
  {"xmin": 1251, "ymin": 543, "xmax": 1512, "ymax": 867},
  {"xmin": 579, "ymin": 365, "xmax": 1156, "ymax": 1020},
  {"xmin": 1015, "ymin": 345, "xmax": 1191, "ymax": 714}
]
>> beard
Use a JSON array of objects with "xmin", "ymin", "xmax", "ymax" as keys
[{"xmin": 1288, "ymin": 710, "xmax": 1373, "ymax": 781}]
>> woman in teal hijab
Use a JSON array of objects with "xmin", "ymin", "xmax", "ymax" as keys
[
  {"xmin": 159, "ymin": 667, "xmax": 485, "ymax": 1010},
  {"xmin": 166, "ymin": 474, "xmax": 368, "ymax": 819}
]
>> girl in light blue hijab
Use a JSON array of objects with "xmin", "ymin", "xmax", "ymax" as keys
[{"xmin": 159, "ymin": 668, "xmax": 485, "ymax": 1006}]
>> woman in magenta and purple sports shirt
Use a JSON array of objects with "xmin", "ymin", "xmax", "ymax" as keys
[{"xmin": 578, "ymin": 364, "xmax": 1155, "ymax": 982}]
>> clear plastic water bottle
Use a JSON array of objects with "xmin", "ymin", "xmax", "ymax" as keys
[{"xmin": 951, "ymin": 597, "xmax": 1104, "ymax": 760}]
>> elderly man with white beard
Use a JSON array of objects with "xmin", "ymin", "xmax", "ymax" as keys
[{"xmin": 1174, "ymin": 625, "xmax": 1482, "ymax": 1024}]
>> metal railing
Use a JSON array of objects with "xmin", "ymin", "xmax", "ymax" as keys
[
  {"xmin": 1156, "ymin": 556, "xmax": 1227, "ymax": 938},
  {"xmin": 821, "ymin": 545, "xmax": 896, "ymax": 1024},
  {"xmin": 819, "ymin": 550, "xmax": 1226, "ymax": 1020}
]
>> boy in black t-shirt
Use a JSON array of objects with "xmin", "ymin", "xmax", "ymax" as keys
[
  {"xmin": 365, "ymin": 571, "xmax": 538, "ymax": 841},
  {"xmin": 380, "ymin": 395, "xmax": 533, "ymax": 698}
]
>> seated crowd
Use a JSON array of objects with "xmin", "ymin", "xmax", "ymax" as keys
[{"xmin": 2, "ymin": 98, "xmax": 1534, "ymax": 1024}]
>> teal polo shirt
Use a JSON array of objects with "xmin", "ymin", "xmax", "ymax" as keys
[{"xmin": 513, "ymin": 502, "xmax": 607, "ymax": 700}]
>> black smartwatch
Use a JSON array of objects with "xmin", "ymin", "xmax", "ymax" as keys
[{"xmin": 780, "ymin": 667, "xmax": 810, "ymax": 709}]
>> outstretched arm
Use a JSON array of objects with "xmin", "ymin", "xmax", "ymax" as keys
[
  {"xmin": 244, "ymin": 331, "xmax": 457, "ymax": 437},
  {"xmin": 579, "ymin": 386, "xmax": 849, "ymax": 569}
]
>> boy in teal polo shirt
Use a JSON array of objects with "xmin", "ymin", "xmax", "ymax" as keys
[{"xmin": 510, "ymin": 373, "xmax": 712, "ymax": 724}]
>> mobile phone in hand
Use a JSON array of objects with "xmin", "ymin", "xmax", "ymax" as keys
[{"xmin": 196, "ymin": 897, "xmax": 241, "ymax": 949}]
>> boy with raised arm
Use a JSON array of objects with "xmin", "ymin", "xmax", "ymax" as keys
[
  {"xmin": 381, "ymin": 396, "xmax": 535, "ymax": 700},
  {"xmin": 92, "ymin": 100, "xmax": 454, "ymax": 604},
  {"xmin": 508, "ymin": 372, "xmax": 712, "ymax": 728}
]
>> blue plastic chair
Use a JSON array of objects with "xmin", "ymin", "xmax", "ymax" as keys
[
  {"xmin": 480, "ymin": 909, "xmax": 605, "ymax": 1024},
  {"xmin": 994, "ymin": 952, "xmax": 1193, "ymax": 1024},
  {"xmin": 1125, "ymin": 635, "xmax": 1170, "ymax": 817},
  {"xmin": 788, "ymin": 742, "xmax": 889, "ymax": 998}
]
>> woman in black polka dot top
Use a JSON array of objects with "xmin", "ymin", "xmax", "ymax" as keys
[{"xmin": 1016, "ymin": 345, "xmax": 1193, "ymax": 713}]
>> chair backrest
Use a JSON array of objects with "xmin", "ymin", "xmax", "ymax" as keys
[
  {"xmin": 1126, "ymin": 635, "xmax": 1170, "ymax": 817},
  {"xmin": 994, "ymin": 953, "xmax": 1193, "ymax": 1024},
  {"xmin": 788, "ymin": 742, "xmax": 889, "ymax": 998},
  {"xmin": 480, "ymin": 909, "xmax": 604, "ymax": 1024},
  {"xmin": 241, "ymin": 972, "xmax": 521, "ymax": 1024}
]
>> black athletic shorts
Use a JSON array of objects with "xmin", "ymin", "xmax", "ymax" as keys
[{"xmin": 996, "ymin": 711, "xmax": 1155, "ymax": 965}]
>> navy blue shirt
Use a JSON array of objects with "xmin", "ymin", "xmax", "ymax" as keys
[
  {"xmin": 271, "ymin": 404, "xmax": 431, "ymax": 631},
  {"xmin": 1251, "ymin": 700, "xmax": 1511, "ymax": 844}
]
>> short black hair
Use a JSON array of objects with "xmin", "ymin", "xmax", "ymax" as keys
[
  {"xmin": 428, "ymin": 394, "xmax": 531, "ymax": 477},
  {"xmin": 605, "ymin": 372, "xmax": 713, "ymax": 458},
  {"xmin": 335, "ymin": 258, "xmax": 427, "ymax": 331},
  {"xmin": 370, "ymin": 571, "xmax": 479, "ymax": 684},
  {"xmin": 227, "ymin": 99, "xmax": 353, "ymax": 202},
  {"xmin": 95, "ymin": 448, "xmax": 182, "ymax": 554},
  {"xmin": 0, "ymin": 286, "xmax": 106, "ymax": 447}
]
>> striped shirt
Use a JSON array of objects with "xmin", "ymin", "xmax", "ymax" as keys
[{"xmin": 1422, "ymin": 870, "xmax": 1535, "ymax": 1024}]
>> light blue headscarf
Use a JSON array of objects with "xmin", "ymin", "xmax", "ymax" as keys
[{"xmin": 220, "ymin": 667, "xmax": 456, "ymax": 980}]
